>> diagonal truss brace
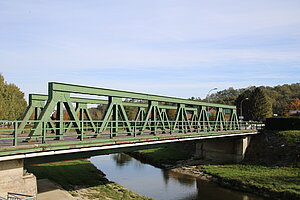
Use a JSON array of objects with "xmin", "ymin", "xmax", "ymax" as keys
[
  {"xmin": 214, "ymin": 108, "xmax": 226, "ymax": 131},
  {"xmin": 97, "ymin": 97, "xmax": 132, "ymax": 137},
  {"xmin": 140, "ymin": 101, "xmax": 167, "ymax": 135},
  {"xmin": 198, "ymin": 106, "xmax": 211, "ymax": 131},
  {"xmin": 229, "ymin": 109, "xmax": 239, "ymax": 130},
  {"xmin": 28, "ymin": 92, "xmax": 82, "ymax": 141},
  {"xmin": 172, "ymin": 104, "xmax": 192, "ymax": 133}
]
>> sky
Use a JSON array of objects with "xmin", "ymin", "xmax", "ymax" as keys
[{"xmin": 0, "ymin": 0, "xmax": 300, "ymax": 101}]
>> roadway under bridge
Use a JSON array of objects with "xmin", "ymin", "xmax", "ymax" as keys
[{"xmin": 0, "ymin": 82, "xmax": 262, "ymax": 198}]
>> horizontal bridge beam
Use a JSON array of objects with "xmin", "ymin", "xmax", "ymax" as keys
[
  {"xmin": 30, "ymin": 94, "xmax": 198, "ymax": 111},
  {"xmin": 49, "ymin": 82, "xmax": 236, "ymax": 109}
]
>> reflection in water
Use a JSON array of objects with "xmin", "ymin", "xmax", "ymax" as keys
[
  {"xmin": 162, "ymin": 170, "xmax": 195, "ymax": 186},
  {"xmin": 90, "ymin": 153, "xmax": 265, "ymax": 200},
  {"xmin": 111, "ymin": 153, "xmax": 132, "ymax": 167}
]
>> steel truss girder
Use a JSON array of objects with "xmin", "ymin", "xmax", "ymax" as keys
[
  {"xmin": 49, "ymin": 82, "xmax": 235, "ymax": 109},
  {"xmin": 29, "ymin": 94, "xmax": 199, "ymax": 111},
  {"xmin": 23, "ymin": 82, "xmax": 239, "ymax": 141}
]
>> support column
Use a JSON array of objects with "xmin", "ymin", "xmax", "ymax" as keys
[
  {"xmin": 194, "ymin": 136, "xmax": 251, "ymax": 163},
  {"xmin": 0, "ymin": 159, "xmax": 37, "ymax": 198}
]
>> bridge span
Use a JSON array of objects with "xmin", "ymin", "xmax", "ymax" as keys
[{"xmin": 0, "ymin": 82, "xmax": 262, "ymax": 197}]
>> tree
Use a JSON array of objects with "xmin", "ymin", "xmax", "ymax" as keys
[
  {"xmin": 285, "ymin": 98, "xmax": 300, "ymax": 116},
  {"xmin": 0, "ymin": 74, "xmax": 27, "ymax": 120},
  {"xmin": 249, "ymin": 88, "xmax": 273, "ymax": 121},
  {"xmin": 236, "ymin": 89, "xmax": 253, "ymax": 121}
]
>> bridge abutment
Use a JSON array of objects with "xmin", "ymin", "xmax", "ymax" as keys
[
  {"xmin": 0, "ymin": 159, "xmax": 37, "ymax": 198},
  {"xmin": 195, "ymin": 136, "xmax": 251, "ymax": 163}
]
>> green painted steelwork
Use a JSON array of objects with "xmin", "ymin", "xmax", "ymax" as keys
[
  {"xmin": 50, "ymin": 82, "xmax": 235, "ymax": 109},
  {"xmin": 0, "ymin": 82, "xmax": 264, "ymax": 158},
  {"xmin": 25, "ymin": 82, "xmax": 239, "ymax": 138}
]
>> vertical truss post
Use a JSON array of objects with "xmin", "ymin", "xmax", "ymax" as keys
[
  {"xmin": 191, "ymin": 110, "xmax": 199, "ymax": 132},
  {"xmin": 150, "ymin": 102, "xmax": 156, "ymax": 134},
  {"xmin": 214, "ymin": 108, "xmax": 226, "ymax": 131},
  {"xmin": 42, "ymin": 121, "xmax": 46, "ymax": 143},
  {"xmin": 98, "ymin": 97, "xmax": 132, "ymax": 137},
  {"xmin": 229, "ymin": 109, "xmax": 239, "ymax": 130},
  {"xmin": 173, "ymin": 104, "xmax": 192, "ymax": 133},
  {"xmin": 160, "ymin": 108, "xmax": 171, "ymax": 133},
  {"xmin": 140, "ymin": 101, "xmax": 166, "ymax": 135},
  {"xmin": 198, "ymin": 106, "xmax": 211, "ymax": 131},
  {"xmin": 134, "ymin": 107, "xmax": 146, "ymax": 136},
  {"xmin": 56, "ymin": 101, "xmax": 64, "ymax": 140},
  {"xmin": 13, "ymin": 121, "xmax": 18, "ymax": 146},
  {"xmin": 112, "ymin": 102, "xmax": 118, "ymax": 137}
]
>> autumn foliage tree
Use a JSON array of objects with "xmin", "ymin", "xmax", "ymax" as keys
[
  {"xmin": 285, "ymin": 98, "xmax": 300, "ymax": 116},
  {"xmin": 0, "ymin": 74, "xmax": 27, "ymax": 120}
]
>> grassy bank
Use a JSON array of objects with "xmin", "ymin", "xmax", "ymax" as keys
[
  {"xmin": 26, "ymin": 159, "xmax": 153, "ymax": 200},
  {"xmin": 201, "ymin": 164, "xmax": 300, "ymax": 199},
  {"xmin": 128, "ymin": 142, "xmax": 194, "ymax": 168},
  {"xmin": 244, "ymin": 130, "xmax": 300, "ymax": 167}
]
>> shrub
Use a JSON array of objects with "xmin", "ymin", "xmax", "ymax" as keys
[{"xmin": 266, "ymin": 117, "xmax": 300, "ymax": 130}]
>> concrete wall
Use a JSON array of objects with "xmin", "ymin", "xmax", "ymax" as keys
[
  {"xmin": 195, "ymin": 136, "xmax": 251, "ymax": 163},
  {"xmin": 0, "ymin": 159, "xmax": 37, "ymax": 198}
]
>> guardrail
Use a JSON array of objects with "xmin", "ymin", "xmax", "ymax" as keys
[{"xmin": 0, "ymin": 119, "xmax": 263, "ymax": 147}]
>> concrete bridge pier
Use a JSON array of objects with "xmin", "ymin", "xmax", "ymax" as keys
[
  {"xmin": 0, "ymin": 159, "xmax": 37, "ymax": 198},
  {"xmin": 195, "ymin": 136, "xmax": 251, "ymax": 163}
]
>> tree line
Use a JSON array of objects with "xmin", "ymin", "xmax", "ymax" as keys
[
  {"xmin": 1, "ymin": 73, "xmax": 299, "ymax": 122},
  {"xmin": 192, "ymin": 83, "xmax": 300, "ymax": 121}
]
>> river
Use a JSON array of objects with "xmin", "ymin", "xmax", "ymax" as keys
[{"xmin": 90, "ymin": 153, "xmax": 265, "ymax": 200}]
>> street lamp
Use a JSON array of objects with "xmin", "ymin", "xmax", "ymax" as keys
[
  {"xmin": 206, "ymin": 88, "xmax": 218, "ymax": 102},
  {"xmin": 240, "ymin": 97, "xmax": 249, "ymax": 120}
]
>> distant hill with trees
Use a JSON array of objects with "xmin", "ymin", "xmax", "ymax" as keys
[
  {"xmin": 0, "ymin": 74, "xmax": 27, "ymax": 120},
  {"xmin": 192, "ymin": 83, "xmax": 300, "ymax": 121},
  {"xmin": 1, "ymin": 72, "xmax": 297, "ymax": 123},
  {"xmin": 90, "ymin": 83, "xmax": 300, "ymax": 122}
]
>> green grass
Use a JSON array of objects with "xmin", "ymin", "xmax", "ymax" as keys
[
  {"xmin": 275, "ymin": 130, "xmax": 300, "ymax": 145},
  {"xmin": 26, "ymin": 159, "xmax": 153, "ymax": 200},
  {"xmin": 201, "ymin": 164, "xmax": 300, "ymax": 199},
  {"xmin": 136, "ymin": 143, "xmax": 193, "ymax": 164}
]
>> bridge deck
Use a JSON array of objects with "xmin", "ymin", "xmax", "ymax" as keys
[{"xmin": 0, "ymin": 128, "xmax": 258, "ymax": 161}]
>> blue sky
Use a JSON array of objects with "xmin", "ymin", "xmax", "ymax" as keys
[{"xmin": 0, "ymin": 0, "xmax": 300, "ymax": 101}]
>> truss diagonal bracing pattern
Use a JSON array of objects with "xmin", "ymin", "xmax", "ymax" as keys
[{"xmin": 0, "ymin": 82, "xmax": 261, "ymax": 149}]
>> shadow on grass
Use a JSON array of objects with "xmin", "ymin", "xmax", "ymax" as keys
[{"xmin": 25, "ymin": 159, "xmax": 109, "ymax": 192}]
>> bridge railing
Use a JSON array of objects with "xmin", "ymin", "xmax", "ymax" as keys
[{"xmin": 0, "ymin": 119, "xmax": 262, "ymax": 147}]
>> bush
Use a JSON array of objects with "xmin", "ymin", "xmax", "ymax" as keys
[{"xmin": 266, "ymin": 117, "xmax": 300, "ymax": 130}]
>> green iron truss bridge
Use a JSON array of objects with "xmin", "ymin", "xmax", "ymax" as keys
[{"xmin": 0, "ymin": 82, "xmax": 262, "ymax": 160}]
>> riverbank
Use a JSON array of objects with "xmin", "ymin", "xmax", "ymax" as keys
[
  {"xmin": 25, "ymin": 159, "xmax": 153, "ymax": 200},
  {"xmin": 127, "ymin": 130, "xmax": 300, "ymax": 200}
]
